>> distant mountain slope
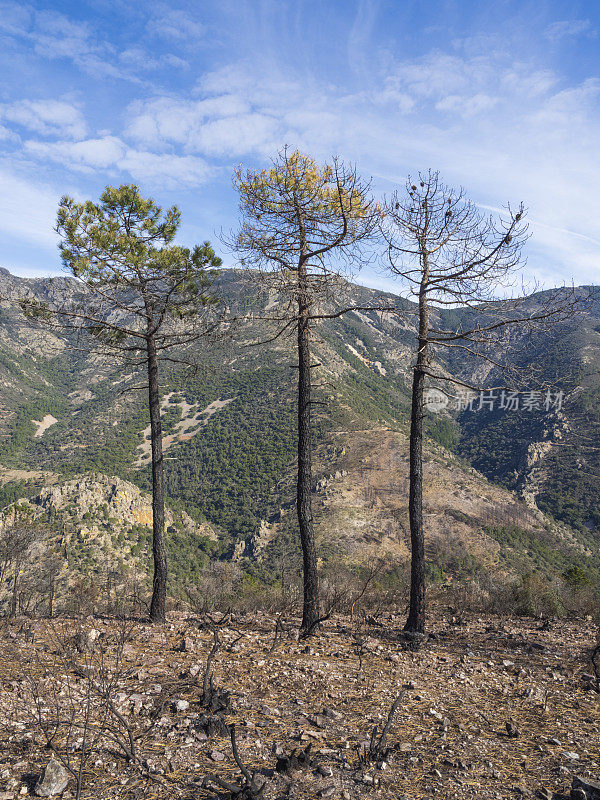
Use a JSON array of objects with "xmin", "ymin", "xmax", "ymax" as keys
[
  {"xmin": 442, "ymin": 287, "xmax": 600, "ymax": 532},
  {"xmin": 0, "ymin": 267, "xmax": 599, "ymax": 587},
  {"xmin": 0, "ymin": 268, "xmax": 414, "ymax": 544}
]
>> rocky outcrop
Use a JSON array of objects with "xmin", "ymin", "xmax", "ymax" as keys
[{"xmin": 30, "ymin": 474, "xmax": 216, "ymax": 540}]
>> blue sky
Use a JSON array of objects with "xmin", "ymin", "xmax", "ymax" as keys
[{"xmin": 0, "ymin": 0, "xmax": 599, "ymax": 291}]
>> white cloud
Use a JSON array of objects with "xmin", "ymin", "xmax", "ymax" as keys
[
  {"xmin": 122, "ymin": 50, "xmax": 600, "ymax": 287},
  {"xmin": 434, "ymin": 92, "xmax": 498, "ymax": 117},
  {"xmin": 118, "ymin": 150, "xmax": 213, "ymax": 187},
  {"xmin": 28, "ymin": 9, "xmax": 132, "ymax": 81},
  {"xmin": 188, "ymin": 113, "xmax": 281, "ymax": 157},
  {"xmin": 31, "ymin": 10, "xmax": 94, "ymax": 60},
  {"xmin": 126, "ymin": 94, "xmax": 253, "ymax": 143},
  {"xmin": 23, "ymin": 135, "xmax": 213, "ymax": 188},
  {"xmin": 0, "ymin": 125, "xmax": 17, "ymax": 141},
  {"xmin": 25, "ymin": 136, "xmax": 126, "ymax": 171},
  {"xmin": 390, "ymin": 52, "xmax": 491, "ymax": 99},
  {"xmin": 500, "ymin": 67, "xmax": 557, "ymax": 97},
  {"xmin": 0, "ymin": 0, "xmax": 31, "ymax": 36},
  {"xmin": 0, "ymin": 1, "xmax": 145, "ymax": 82},
  {"xmin": 0, "ymin": 99, "xmax": 87, "ymax": 139},
  {"xmin": 544, "ymin": 19, "xmax": 595, "ymax": 42},
  {"xmin": 124, "ymin": 93, "xmax": 281, "ymax": 156},
  {"xmin": 0, "ymin": 167, "xmax": 59, "ymax": 250},
  {"xmin": 119, "ymin": 47, "xmax": 188, "ymax": 71},
  {"xmin": 379, "ymin": 52, "xmax": 560, "ymax": 116},
  {"xmin": 527, "ymin": 78, "xmax": 600, "ymax": 130},
  {"xmin": 146, "ymin": 8, "xmax": 205, "ymax": 42}
]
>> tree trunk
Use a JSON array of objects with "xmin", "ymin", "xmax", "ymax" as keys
[
  {"xmin": 297, "ymin": 288, "xmax": 320, "ymax": 635},
  {"xmin": 48, "ymin": 580, "xmax": 54, "ymax": 619},
  {"xmin": 404, "ymin": 273, "xmax": 429, "ymax": 634},
  {"xmin": 10, "ymin": 564, "xmax": 19, "ymax": 618},
  {"xmin": 147, "ymin": 333, "xmax": 167, "ymax": 622}
]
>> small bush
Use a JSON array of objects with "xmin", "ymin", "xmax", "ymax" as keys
[{"xmin": 512, "ymin": 573, "xmax": 564, "ymax": 617}]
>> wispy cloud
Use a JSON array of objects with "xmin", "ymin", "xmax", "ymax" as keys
[
  {"xmin": 146, "ymin": 7, "xmax": 206, "ymax": 42},
  {"xmin": 0, "ymin": 0, "xmax": 32, "ymax": 36},
  {"xmin": 119, "ymin": 47, "xmax": 188, "ymax": 71},
  {"xmin": 124, "ymin": 63, "xmax": 344, "ymax": 158},
  {"xmin": 118, "ymin": 150, "xmax": 213, "ymax": 188},
  {"xmin": 0, "ymin": 1, "xmax": 161, "ymax": 82},
  {"xmin": 125, "ymin": 94, "xmax": 283, "ymax": 157},
  {"xmin": 24, "ymin": 136, "xmax": 126, "ymax": 170},
  {"xmin": 544, "ymin": 19, "xmax": 595, "ymax": 42},
  {"xmin": 1, "ymin": 1, "xmax": 599, "ymax": 287},
  {"xmin": 0, "ymin": 166, "xmax": 59, "ymax": 250},
  {"xmin": 120, "ymin": 37, "xmax": 600, "ymax": 286},
  {"xmin": 23, "ymin": 136, "xmax": 213, "ymax": 188},
  {"xmin": 0, "ymin": 99, "xmax": 87, "ymax": 139}
]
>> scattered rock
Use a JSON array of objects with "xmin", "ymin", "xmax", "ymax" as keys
[
  {"xmin": 572, "ymin": 776, "xmax": 600, "ymax": 799},
  {"xmin": 74, "ymin": 628, "xmax": 100, "ymax": 653},
  {"xmin": 276, "ymin": 746, "xmax": 314, "ymax": 774},
  {"xmin": 1, "ymin": 611, "xmax": 598, "ymax": 800},
  {"xmin": 317, "ymin": 765, "xmax": 333, "ymax": 777},
  {"xmin": 318, "ymin": 787, "xmax": 336, "ymax": 798},
  {"xmin": 177, "ymin": 636, "xmax": 195, "ymax": 654},
  {"xmin": 34, "ymin": 758, "xmax": 69, "ymax": 797}
]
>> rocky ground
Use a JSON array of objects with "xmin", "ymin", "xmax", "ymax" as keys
[{"xmin": 0, "ymin": 611, "xmax": 598, "ymax": 800}]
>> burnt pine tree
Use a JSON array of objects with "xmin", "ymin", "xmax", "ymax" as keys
[
  {"xmin": 230, "ymin": 149, "xmax": 382, "ymax": 635},
  {"xmin": 0, "ymin": 518, "xmax": 42, "ymax": 617},
  {"xmin": 21, "ymin": 185, "xmax": 221, "ymax": 622},
  {"xmin": 382, "ymin": 170, "xmax": 577, "ymax": 634}
]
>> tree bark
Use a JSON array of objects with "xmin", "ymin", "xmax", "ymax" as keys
[
  {"xmin": 48, "ymin": 580, "xmax": 54, "ymax": 619},
  {"xmin": 297, "ymin": 272, "xmax": 320, "ymax": 635},
  {"xmin": 10, "ymin": 563, "xmax": 19, "ymax": 618},
  {"xmin": 147, "ymin": 332, "xmax": 167, "ymax": 623},
  {"xmin": 404, "ymin": 269, "xmax": 429, "ymax": 634}
]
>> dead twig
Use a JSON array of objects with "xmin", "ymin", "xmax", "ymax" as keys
[
  {"xmin": 203, "ymin": 724, "xmax": 265, "ymax": 799},
  {"xmin": 358, "ymin": 694, "xmax": 405, "ymax": 765}
]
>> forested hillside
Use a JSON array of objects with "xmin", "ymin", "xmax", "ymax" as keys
[{"xmin": 0, "ymin": 268, "xmax": 599, "ymax": 597}]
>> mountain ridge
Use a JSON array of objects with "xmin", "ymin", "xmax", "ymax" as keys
[{"xmin": 0, "ymin": 267, "xmax": 598, "ymax": 603}]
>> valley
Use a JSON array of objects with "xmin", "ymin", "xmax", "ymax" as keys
[{"xmin": 0, "ymin": 268, "xmax": 598, "ymax": 613}]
